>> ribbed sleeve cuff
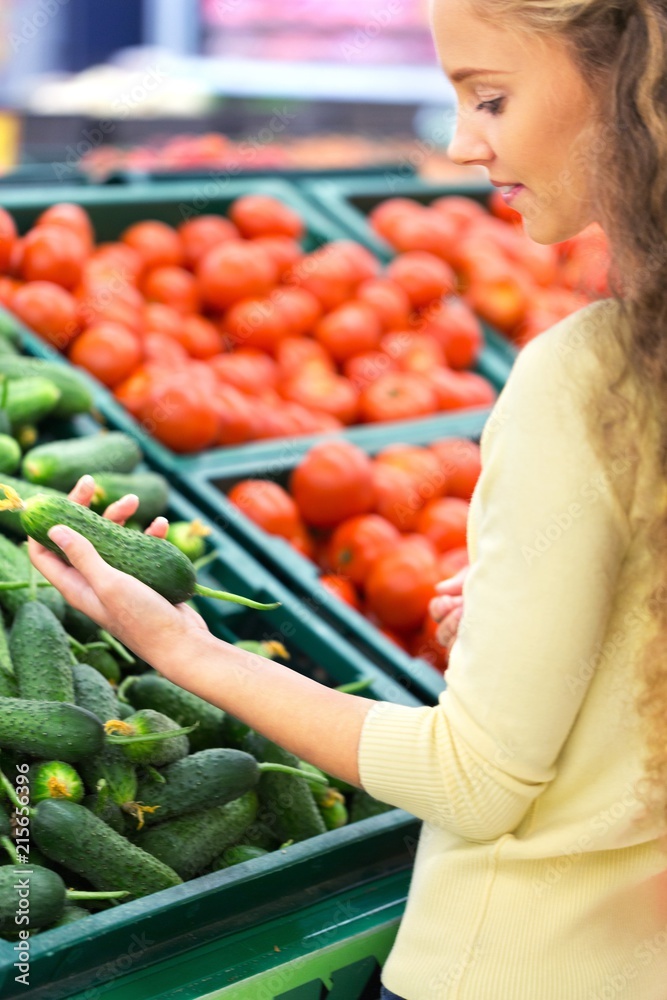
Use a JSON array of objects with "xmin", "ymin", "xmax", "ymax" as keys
[{"xmin": 357, "ymin": 700, "xmax": 435, "ymax": 807}]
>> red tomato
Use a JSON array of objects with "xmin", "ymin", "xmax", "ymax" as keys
[
  {"xmin": 326, "ymin": 240, "xmax": 381, "ymax": 284},
  {"xmin": 229, "ymin": 194, "xmax": 305, "ymax": 240},
  {"xmin": 375, "ymin": 444, "xmax": 447, "ymax": 499},
  {"xmin": 178, "ymin": 214, "xmax": 239, "ymax": 270},
  {"xmin": 285, "ymin": 246, "xmax": 356, "ymax": 312},
  {"xmin": 140, "ymin": 378, "xmax": 219, "ymax": 453},
  {"xmin": 273, "ymin": 286, "xmax": 322, "ymax": 336},
  {"xmin": 224, "ymin": 296, "xmax": 290, "ymax": 353},
  {"xmin": 327, "ymin": 514, "xmax": 400, "ymax": 587},
  {"xmin": 371, "ymin": 463, "xmax": 425, "ymax": 532},
  {"xmin": 213, "ymin": 384, "xmax": 262, "ymax": 445},
  {"xmin": 380, "ymin": 331, "xmax": 446, "ymax": 374},
  {"xmin": 313, "ymin": 300, "xmax": 382, "ymax": 363},
  {"xmin": 174, "ymin": 314, "xmax": 224, "ymax": 359},
  {"xmin": 228, "ymin": 479, "xmax": 303, "ymax": 537},
  {"xmin": 356, "ymin": 277, "xmax": 412, "ymax": 331},
  {"xmin": 141, "ymin": 266, "xmax": 200, "ymax": 314},
  {"xmin": 0, "ymin": 208, "xmax": 18, "ymax": 272},
  {"xmin": 142, "ymin": 331, "xmax": 189, "ymax": 367},
  {"xmin": 280, "ymin": 370, "xmax": 359, "ymax": 425},
  {"xmin": 416, "ymin": 497, "xmax": 470, "ymax": 552},
  {"xmin": 410, "ymin": 615, "xmax": 450, "ymax": 673},
  {"xmin": 252, "ymin": 236, "xmax": 303, "ymax": 277},
  {"xmin": 211, "ymin": 349, "xmax": 278, "ymax": 396},
  {"xmin": 19, "ymin": 225, "xmax": 88, "ymax": 290},
  {"xmin": 368, "ymin": 198, "xmax": 423, "ymax": 242},
  {"xmin": 386, "ymin": 251, "xmax": 456, "ymax": 309},
  {"xmin": 420, "ymin": 298, "xmax": 484, "ymax": 370},
  {"xmin": 275, "ymin": 336, "xmax": 334, "ymax": 378},
  {"xmin": 359, "ymin": 371, "xmax": 439, "ymax": 423},
  {"xmin": 429, "ymin": 438, "xmax": 482, "ymax": 500},
  {"xmin": 0, "ymin": 276, "xmax": 20, "ymax": 308},
  {"xmin": 11, "ymin": 281, "xmax": 80, "ymax": 349},
  {"xmin": 68, "ymin": 322, "xmax": 142, "ymax": 388},
  {"xmin": 319, "ymin": 574, "xmax": 362, "ymax": 610},
  {"xmin": 366, "ymin": 544, "xmax": 440, "ymax": 632},
  {"xmin": 343, "ymin": 350, "xmax": 397, "ymax": 389},
  {"xmin": 37, "ymin": 203, "xmax": 95, "ymax": 252},
  {"xmin": 430, "ymin": 195, "xmax": 487, "ymax": 235},
  {"xmin": 382, "ymin": 208, "xmax": 457, "ymax": 259},
  {"xmin": 121, "ymin": 220, "xmax": 184, "ymax": 272},
  {"xmin": 142, "ymin": 303, "xmax": 183, "ymax": 339},
  {"xmin": 290, "ymin": 440, "xmax": 375, "ymax": 529},
  {"xmin": 427, "ymin": 368, "xmax": 497, "ymax": 411},
  {"xmin": 197, "ymin": 241, "xmax": 278, "ymax": 311}
]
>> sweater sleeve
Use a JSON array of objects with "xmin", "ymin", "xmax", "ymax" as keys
[{"xmin": 358, "ymin": 307, "xmax": 634, "ymax": 842}]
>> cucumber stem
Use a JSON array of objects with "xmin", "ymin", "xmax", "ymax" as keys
[
  {"xmin": 68, "ymin": 637, "xmax": 109, "ymax": 655},
  {"xmin": 0, "ymin": 580, "xmax": 52, "ymax": 591},
  {"xmin": 0, "ymin": 835, "xmax": 17, "ymax": 864},
  {"xmin": 115, "ymin": 675, "xmax": 136, "ymax": 705},
  {"xmin": 192, "ymin": 550, "xmax": 217, "ymax": 572},
  {"xmin": 193, "ymin": 584, "xmax": 280, "ymax": 611},
  {"xmin": 99, "ymin": 630, "xmax": 135, "ymax": 664},
  {"xmin": 258, "ymin": 763, "xmax": 328, "ymax": 784},
  {"xmin": 335, "ymin": 678, "xmax": 374, "ymax": 694},
  {"xmin": 0, "ymin": 769, "xmax": 24, "ymax": 811},
  {"xmin": 66, "ymin": 890, "xmax": 129, "ymax": 901},
  {"xmin": 105, "ymin": 721, "xmax": 199, "ymax": 745},
  {"xmin": 143, "ymin": 765, "xmax": 166, "ymax": 784}
]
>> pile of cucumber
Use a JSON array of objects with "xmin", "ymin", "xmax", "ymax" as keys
[{"xmin": 0, "ymin": 338, "xmax": 391, "ymax": 940}]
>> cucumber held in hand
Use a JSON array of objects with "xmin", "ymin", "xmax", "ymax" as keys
[{"xmin": 2, "ymin": 489, "xmax": 280, "ymax": 611}]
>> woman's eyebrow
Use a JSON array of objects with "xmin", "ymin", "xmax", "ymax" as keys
[{"xmin": 449, "ymin": 68, "xmax": 515, "ymax": 82}]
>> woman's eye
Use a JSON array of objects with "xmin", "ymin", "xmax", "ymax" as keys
[{"xmin": 476, "ymin": 97, "xmax": 505, "ymax": 115}]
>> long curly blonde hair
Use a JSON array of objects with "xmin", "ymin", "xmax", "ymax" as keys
[{"xmin": 469, "ymin": 0, "xmax": 667, "ymax": 826}]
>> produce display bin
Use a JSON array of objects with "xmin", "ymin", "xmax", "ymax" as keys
[
  {"xmin": 0, "ymin": 412, "xmax": 422, "ymax": 1000},
  {"xmin": 0, "ymin": 175, "xmax": 514, "ymax": 478},
  {"xmin": 170, "ymin": 410, "xmax": 491, "ymax": 707},
  {"xmin": 299, "ymin": 173, "xmax": 520, "ymax": 371},
  {"xmin": 59, "ymin": 869, "xmax": 408, "ymax": 1000}
]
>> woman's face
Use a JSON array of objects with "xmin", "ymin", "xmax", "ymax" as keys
[{"xmin": 431, "ymin": 0, "xmax": 599, "ymax": 243}]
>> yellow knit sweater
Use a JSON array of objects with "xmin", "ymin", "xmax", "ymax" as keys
[{"xmin": 358, "ymin": 300, "xmax": 667, "ymax": 1000}]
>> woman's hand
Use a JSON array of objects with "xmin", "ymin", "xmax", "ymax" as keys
[
  {"xmin": 428, "ymin": 565, "xmax": 469, "ymax": 650},
  {"xmin": 27, "ymin": 475, "xmax": 208, "ymax": 668}
]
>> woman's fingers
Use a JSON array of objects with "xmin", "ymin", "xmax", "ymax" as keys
[
  {"xmin": 68, "ymin": 474, "xmax": 96, "ymax": 507},
  {"xmin": 435, "ymin": 605, "xmax": 464, "ymax": 649},
  {"xmin": 429, "ymin": 593, "xmax": 463, "ymax": 623},
  {"xmin": 434, "ymin": 566, "xmax": 469, "ymax": 595},
  {"xmin": 145, "ymin": 516, "xmax": 169, "ymax": 539},
  {"xmin": 101, "ymin": 494, "xmax": 139, "ymax": 525}
]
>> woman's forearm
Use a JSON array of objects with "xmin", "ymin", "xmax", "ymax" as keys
[{"xmin": 159, "ymin": 628, "xmax": 375, "ymax": 787}]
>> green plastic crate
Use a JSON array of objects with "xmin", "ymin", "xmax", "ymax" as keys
[
  {"xmin": 0, "ymin": 175, "xmax": 512, "ymax": 478},
  {"xmin": 59, "ymin": 869, "xmax": 409, "ymax": 1000},
  {"xmin": 0, "ymin": 415, "xmax": 422, "ymax": 1000},
  {"xmin": 299, "ymin": 173, "xmax": 520, "ymax": 371},
  {"xmin": 172, "ymin": 411, "xmax": 490, "ymax": 707}
]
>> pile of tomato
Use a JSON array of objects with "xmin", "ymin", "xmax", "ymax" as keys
[
  {"xmin": 0, "ymin": 194, "xmax": 499, "ymax": 454},
  {"xmin": 228, "ymin": 436, "xmax": 482, "ymax": 674},
  {"xmin": 370, "ymin": 190, "xmax": 611, "ymax": 345}
]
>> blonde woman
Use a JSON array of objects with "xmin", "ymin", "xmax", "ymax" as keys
[{"xmin": 30, "ymin": 1, "xmax": 667, "ymax": 996}]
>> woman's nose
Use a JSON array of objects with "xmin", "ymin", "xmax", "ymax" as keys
[{"xmin": 447, "ymin": 111, "xmax": 494, "ymax": 167}]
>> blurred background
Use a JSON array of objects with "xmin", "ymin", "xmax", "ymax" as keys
[{"xmin": 0, "ymin": 0, "xmax": 476, "ymax": 183}]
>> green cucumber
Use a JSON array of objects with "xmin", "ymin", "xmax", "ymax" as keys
[
  {"xmin": 0, "ymin": 617, "xmax": 11, "ymax": 676},
  {"xmin": 28, "ymin": 761, "xmax": 84, "ymax": 804},
  {"xmin": 121, "ymin": 673, "xmax": 226, "ymax": 752},
  {"xmin": 82, "ymin": 791, "xmax": 127, "ymax": 835},
  {"xmin": 0, "ymin": 534, "xmax": 65, "ymax": 620},
  {"xmin": 0, "ymin": 863, "xmax": 127, "ymax": 933},
  {"xmin": 72, "ymin": 662, "xmax": 121, "ymax": 723},
  {"xmin": 166, "ymin": 520, "xmax": 211, "ymax": 562},
  {"xmin": 0, "ymin": 698, "xmax": 104, "ymax": 762},
  {"xmin": 9, "ymin": 602, "xmax": 74, "ymax": 703},
  {"xmin": 14, "ymin": 494, "xmax": 279, "ymax": 611},
  {"xmin": 348, "ymin": 789, "xmax": 393, "ymax": 823},
  {"xmin": 211, "ymin": 845, "xmax": 268, "ymax": 870},
  {"xmin": 109, "ymin": 710, "xmax": 192, "ymax": 767},
  {"xmin": 0, "ymin": 436, "xmax": 20, "ymax": 474},
  {"xmin": 31, "ymin": 798, "xmax": 181, "ymax": 898},
  {"xmin": 317, "ymin": 789, "xmax": 348, "ymax": 830},
  {"xmin": 0, "ymin": 670, "xmax": 17, "ymax": 699},
  {"xmin": 4, "ymin": 376, "xmax": 61, "ymax": 428},
  {"xmin": 77, "ymin": 647, "xmax": 121, "ymax": 686},
  {"xmin": 116, "ymin": 700, "xmax": 134, "ymax": 720},
  {"xmin": 0, "ymin": 801, "xmax": 10, "ymax": 838},
  {"xmin": 0, "ymin": 475, "xmax": 64, "ymax": 537},
  {"xmin": 0, "ymin": 356, "xmax": 93, "ymax": 417},
  {"xmin": 242, "ymin": 732, "xmax": 326, "ymax": 843},
  {"xmin": 79, "ymin": 744, "xmax": 138, "ymax": 807},
  {"xmin": 128, "ymin": 747, "xmax": 312, "ymax": 828},
  {"xmin": 134, "ymin": 790, "xmax": 258, "ymax": 879},
  {"xmin": 90, "ymin": 472, "xmax": 169, "ymax": 527},
  {"xmin": 51, "ymin": 904, "xmax": 91, "ymax": 926},
  {"xmin": 258, "ymin": 739, "xmax": 329, "ymax": 841},
  {"xmin": 22, "ymin": 432, "xmax": 142, "ymax": 491}
]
